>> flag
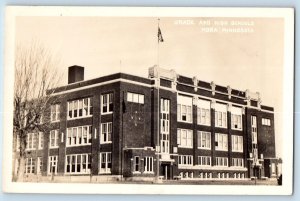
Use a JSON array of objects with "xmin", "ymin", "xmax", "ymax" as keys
[{"xmin": 158, "ymin": 27, "xmax": 164, "ymax": 42}]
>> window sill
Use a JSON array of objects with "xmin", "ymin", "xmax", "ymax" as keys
[
  {"xmin": 132, "ymin": 171, "xmax": 141, "ymax": 174},
  {"xmin": 198, "ymin": 123, "xmax": 211, "ymax": 126},
  {"xmin": 177, "ymin": 120, "xmax": 193, "ymax": 124},
  {"xmin": 49, "ymin": 146, "xmax": 59, "ymax": 149},
  {"xmin": 51, "ymin": 120, "xmax": 60, "ymax": 123},
  {"xmin": 143, "ymin": 171, "xmax": 154, "ymax": 174},
  {"xmin": 66, "ymin": 144, "xmax": 91, "ymax": 147},
  {"xmin": 198, "ymin": 147, "xmax": 211, "ymax": 150},
  {"xmin": 100, "ymin": 142, "xmax": 112, "ymax": 145},
  {"xmin": 178, "ymin": 146, "xmax": 193, "ymax": 149},
  {"xmin": 215, "ymin": 126, "xmax": 227, "ymax": 129},
  {"xmin": 215, "ymin": 149, "xmax": 228, "ymax": 152},
  {"xmin": 101, "ymin": 112, "xmax": 113, "ymax": 115},
  {"xmin": 231, "ymin": 128, "xmax": 243, "ymax": 131},
  {"xmin": 99, "ymin": 172, "xmax": 111, "ymax": 174},
  {"xmin": 232, "ymin": 150, "xmax": 243, "ymax": 153},
  {"xmin": 67, "ymin": 115, "xmax": 93, "ymax": 120}
]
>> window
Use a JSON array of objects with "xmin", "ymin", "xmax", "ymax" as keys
[
  {"xmin": 134, "ymin": 156, "xmax": 140, "ymax": 172},
  {"xmin": 178, "ymin": 155, "xmax": 193, "ymax": 166},
  {"xmin": 200, "ymin": 172, "xmax": 212, "ymax": 179},
  {"xmin": 100, "ymin": 122, "xmax": 112, "ymax": 144},
  {"xmin": 48, "ymin": 156, "xmax": 58, "ymax": 175},
  {"xmin": 197, "ymin": 99, "xmax": 211, "ymax": 126},
  {"xmin": 198, "ymin": 156, "xmax": 211, "ymax": 166},
  {"xmin": 38, "ymin": 132, "xmax": 44, "ymax": 149},
  {"xmin": 197, "ymin": 131, "xmax": 211, "ymax": 149},
  {"xmin": 251, "ymin": 116, "xmax": 257, "ymax": 144},
  {"xmin": 37, "ymin": 157, "xmax": 43, "ymax": 174},
  {"xmin": 232, "ymin": 158, "xmax": 244, "ymax": 167},
  {"xmin": 177, "ymin": 129, "xmax": 193, "ymax": 148},
  {"xmin": 232, "ymin": 135, "xmax": 243, "ymax": 152},
  {"xmin": 271, "ymin": 163, "xmax": 276, "ymax": 175},
  {"xmin": 215, "ymin": 103, "xmax": 227, "ymax": 128},
  {"xmin": 177, "ymin": 95, "xmax": 193, "ymax": 123},
  {"xmin": 127, "ymin": 92, "xmax": 144, "ymax": 104},
  {"xmin": 26, "ymin": 133, "xmax": 37, "ymax": 150},
  {"xmin": 231, "ymin": 106, "xmax": 243, "ymax": 130},
  {"xmin": 99, "ymin": 152, "xmax": 112, "ymax": 174},
  {"xmin": 65, "ymin": 154, "xmax": 91, "ymax": 174},
  {"xmin": 262, "ymin": 118, "xmax": 271, "ymax": 126},
  {"xmin": 68, "ymin": 98, "xmax": 92, "ymax": 119},
  {"xmin": 50, "ymin": 104, "xmax": 60, "ymax": 122},
  {"xmin": 67, "ymin": 125, "xmax": 92, "ymax": 146},
  {"xmin": 50, "ymin": 130, "xmax": 59, "ymax": 148},
  {"xmin": 25, "ymin": 158, "xmax": 35, "ymax": 174},
  {"xmin": 160, "ymin": 98, "xmax": 170, "ymax": 154},
  {"xmin": 144, "ymin": 157, "xmax": 154, "ymax": 173},
  {"xmin": 215, "ymin": 133, "xmax": 228, "ymax": 151},
  {"xmin": 215, "ymin": 157, "xmax": 228, "ymax": 167},
  {"xmin": 101, "ymin": 93, "xmax": 114, "ymax": 114}
]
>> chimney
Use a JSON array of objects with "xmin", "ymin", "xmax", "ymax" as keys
[{"xmin": 68, "ymin": 65, "xmax": 84, "ymax": 84}]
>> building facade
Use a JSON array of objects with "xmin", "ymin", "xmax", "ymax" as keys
[{"xmin": 13, "ymin": 65, "xmax": 282, "ymax": 182}]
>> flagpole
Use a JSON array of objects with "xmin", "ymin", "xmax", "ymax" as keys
[
  {"xmin": 157, "ymin": 18, "xmax": 160, "ymax": 67},
  {"xmin": 156, "ymin": 18, "xmax": 160, "ymax": 183}
]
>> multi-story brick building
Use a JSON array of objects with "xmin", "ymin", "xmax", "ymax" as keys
[{"xmin": 13, "ymin": 65, "xmax": 282, "ymax": 182}]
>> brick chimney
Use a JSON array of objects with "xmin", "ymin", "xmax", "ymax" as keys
[{"xmin": 68, "ymin": 65, "xmax": 84, "ymax": 84}]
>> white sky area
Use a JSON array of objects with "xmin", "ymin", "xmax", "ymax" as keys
[{"xmin": 16, "ymin": 17, "xmax": 284, "ymax": 157}]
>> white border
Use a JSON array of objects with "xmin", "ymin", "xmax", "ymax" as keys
[{"xmin": 3, "ymin": 6, "xmax": 294, "ymax": 195}]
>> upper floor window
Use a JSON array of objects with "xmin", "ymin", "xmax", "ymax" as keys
[
  {"xmin": 232, "ymin": 135, "xmax": 243, "ymax": 152},
  {"xmin": 50, "ymin": 104, "xmax": 60, "ymax": 122},
  {"xmin": 160, "ymin": 98, "xmax": 170, "ymax": 134},
  {"xmin": 68, "ymin": 98, "xmax": 93, "ymax": 119},
  {"xmin": 262, "ymin": 118, "xmax": 271, "ymax": 126},
  {"xmin": 26, "ymin": 133, "xmax": 37, "ymax": 150},
  {"xmin": 177, "ymin": 129, "xmax": 193, "ymax": 148},
  {"xmin": 215, "ymin": 133, "xmax": 228, "ymax": 151},
  {"xmin": 215, "ymin": 103, "xmax": 227, "ymax": 128},
  {"xmin": 101, "ymin": 93, "xmax": 114, "ymax": 114},
  {"xmin": 67, "ymin": 125, "xmax": 92, "ymax": 146},
  {"xmin": 177, "ymin": 95, "xmax": 193, "ymax": 123},
  {"xmin": 100, "ymin": 122, "xmax": 112, "ymax": 144},
  {"xmin": 50, "ymin": 130, "xmax": 59, "ymax": 148},
  {"xmin": 197, "ymin": 99, "xmax": 211, "ymax": 126},
  {"xmin": 197, "ymin": 131, "xmax": 211, "ymax": 150},
  {"xmin": 251, "ymin": 116, "xmax": 257, "ymax": 144},
  {"xmin": 127, "ymin": 92, "xmax": 144, "ymax": 104},
  {"xmin": 231, "ymin": 106, "xmax": 242, "ymax": 130},
  {"xmin": 38, "ymin": 132, "xmax": 44, "ymax": 149}
]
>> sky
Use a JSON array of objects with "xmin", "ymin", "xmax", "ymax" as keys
[{"xmin": 15, "ymin": 16, "xmax": 284, "ymax": 157}]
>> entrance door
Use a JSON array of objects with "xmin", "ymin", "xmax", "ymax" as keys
[{"xmin": 161, "ymin": 164, "xmax": 171, "ymax": 180}]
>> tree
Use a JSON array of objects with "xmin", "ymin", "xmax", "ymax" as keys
[{"xmin": 13, "ymin": 42, "xmax": 62, "ymax": 182}]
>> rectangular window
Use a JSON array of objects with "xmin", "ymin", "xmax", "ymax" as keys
[
  {"xmin": 231, "ymin": 106, "xmax": 243, "ymax": 130},
  {"xmin": 65, "ymin": 154, "xmax": 91, "ymax": 174},
  {"xmin": 215, "ymin": 133, "xmax": 228, "ymax": 151},
  {"xmin": 144, "ymin": 157, "xmax": 154, "ymax": 173},
  {"xmin": 99, "ymin": 152, "xmax": 112, "ymax": 174},
  {"xmin": 177, "ymin": 95, "xmax": 193, "ymax": 123},
  {"xmin": 215, "ymin": 157, "xmax": 228, "ymax": 167},
  {"xmin": 101, "ymin": 93, "xmax": 114, "ymax": 114},
  {"xmin": 215, "ymin": 103, "xmax": 227, "ymax": 128},
  {"xmin": 50, "ymin": 130, "xmax": 59, "ymax": 148},
  {"xmin": 232, "ymin": 158, "xmax": 244, "ymax": 167},
  {"xmin": 50, "ymin": 104, "xmax": 60, "ymax": 122},
  {"xmin": 178, "ymin": 155, "xmax": 193, "ymax": 166},
  {"xmin": 68, "ymin": 98, "xmax": 92, "ymax": 119},
  {"xmin": 66, "ymin": 125, "xmax": 92, "ymax": 146},
  {"xmin": 198, "ymin": 156, "xmax": 211, "ymax": 166},
  {"xmin": 37, "ymin": 157, "xmax": 43, "ymax": 174},
  {"xmin": 160, "ymin": 98, "xmax": 170, "ymax": 154},
  {"xmin": 25, "ymin": 158, "xmax": 35, "ymax": 174},
  {"xmin": 48, "ymin": 155, "xmax": 58, "ymax": 175},
  {"xmin": 197, "ymin": 131, "xmax": 211, "ymax": 150},
  {"xmin": 38, "ymin": 132, "xmax": 44, "ymax": 149},
  {"xmin": 134, "ymin": 156, "xmax": 140, "ymax": 172},
  {"xmin": 251, "ymin": 116, "xmax": 257, "ymax": 144},
  {"xmin": 177, "ymin": 129, "xmax": 193, "ymax": 148},
  {"xmin": 127, "ymin": 92, "xmax": 144, "ymax": 104},
  {"xmin": 232, "ymin": 135, "xmax": 243, "ymax": 152},
  {"xmin": 262, "ymin": 118, "xmax": 271, "ymax": 126},
  {"xmin": 101, "ymin": 122, "xmax": 112, "ymax": 144},
  {"xmin": 271, "ymin": 163, "xmax": 276, "ymax": 175},
  {"xmin": 197, "ymin": 99, "xmax": 211, "ymax": 126},
  {"xmin": 26, "ymin": 133, "xmax": 37, "ymax": 150}
]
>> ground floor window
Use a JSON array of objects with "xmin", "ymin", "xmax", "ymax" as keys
[
  {"xmin": 25, "ymin": 158, "xmax": 35, "ymax": 174},
  {"xmin": 199, "ymin": 172, "xmax": 212, "ymax": 179},
  {"xmin": 48, "ymin": 156, "xmax": 58, "ymax": 175},
  {"xmin": 37, "ymin": 157, "xmax": 43, "ymax": 174},
  {"xmin": 99, "ymin": 152, "xmax": 112, "ymax": 174},
  {"xmin": 217, "ymin": 172, "xmax": 229, "ymax": 179},
  {"xmin": 144, "ymin": 157, "xmax": 153, "ymax": 173},
  {"xmin": 133, "ymin": 156, "xmax": 140, "ymax": 172},
  {"xmin": 65, "ymin": 154, "xmax": 91, "ymax": 174},
  {"xmin": 233, "ymin": 173, "xmax": 245, "ymax": 179}
]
